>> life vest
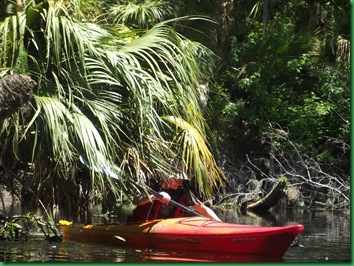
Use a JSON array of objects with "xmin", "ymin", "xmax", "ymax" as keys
[{"xmin": 131, "ymin": 188, "xmax": 189, "ymax": 221}]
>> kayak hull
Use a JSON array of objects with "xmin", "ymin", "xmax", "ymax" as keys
[{"xmin": 59, "ymin": 217, "xmax": 304, "ymax": 257}]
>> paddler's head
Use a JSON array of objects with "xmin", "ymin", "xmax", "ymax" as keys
[{"xmin": 161, "ymin": 163, "xmax": 189, "ymax": 190}]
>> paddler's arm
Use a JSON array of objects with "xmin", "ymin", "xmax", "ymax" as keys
[
  {"xmin": 132, "ymin": 191, "xmax": 171, "ymax": 206},
  {"xmin": 192, "ymin": 201, "xmax": 222, "ymax": 222}
]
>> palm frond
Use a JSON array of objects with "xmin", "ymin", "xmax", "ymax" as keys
[
  {"xmin": 0, "ymin": 0, "xmax": 224, "ymax": 215},
  {"xmin": 163, "ymin": 115, "xmax": 224, "ymax": 197},
  {"xmin": 109, "ymin": 0, "xmax": 173, "ymax": 28}
]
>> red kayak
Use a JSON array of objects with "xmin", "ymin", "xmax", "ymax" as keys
[{"xmin": 59, "ymin": 216, "xmax": 304, "ymax": 258}]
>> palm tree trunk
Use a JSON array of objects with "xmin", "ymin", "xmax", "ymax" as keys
[{"xmin": 0, "ymin": 74, "xmax": 36, "ymax": 121}]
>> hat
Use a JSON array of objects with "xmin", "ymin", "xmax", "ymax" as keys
[{"xmin": 169, "ymin": 171, "xmax": 189, "ymax": 180}]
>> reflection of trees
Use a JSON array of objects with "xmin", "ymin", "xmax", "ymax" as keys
[{"xmin": 303, "ymin": 211, "xmax": 350, "ymax": 243}]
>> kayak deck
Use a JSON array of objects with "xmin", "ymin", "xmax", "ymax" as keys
[{"xmin": 59, "ymin": 216, "xmax": 304, "ymax": 257}]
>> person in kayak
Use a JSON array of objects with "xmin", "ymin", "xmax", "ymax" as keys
[{"xmin": 128, "ymin": 168, "xmax": 221, "ymax": 222}]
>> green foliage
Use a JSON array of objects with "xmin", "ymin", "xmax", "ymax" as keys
[
  {"xmin": 0, "ymin": 0, "xmax": 349, "ymax": 217},
  {"xmin": 0, "ymin": 0, "xmax": 225, "ymax": 218},
  {"xmin": 108, "ymin": 0, "xmax": 174, "ymax": 29},
  {"xmin": 0, "ymin": 213, "xmax": 62, "ymax": 241},
  {"xmin": 279, "ymin": 176, "xmax": 288, "ymax": 189},
  {"xmin": 207, "ymin": 0, "xmax": 350, "ymax": 171}
]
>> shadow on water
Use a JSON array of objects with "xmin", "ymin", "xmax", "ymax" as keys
[{"xmin": 0, "ymin": 206, "xmax": 351, "ymax": 262}]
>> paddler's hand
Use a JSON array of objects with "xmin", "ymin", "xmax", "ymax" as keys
[{"xmin": 156, "ymin": 191, "xmax": 171, "ymax": 205}]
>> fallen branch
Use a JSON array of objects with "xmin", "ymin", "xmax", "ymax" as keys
[{"xmin": 241, "ymin": 177, "xmax": 287, "ymax": 213}]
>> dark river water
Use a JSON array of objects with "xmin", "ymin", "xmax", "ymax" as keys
[{"xmin": 0, "ymin": 207, "xmax": 350, "ymax": 263}]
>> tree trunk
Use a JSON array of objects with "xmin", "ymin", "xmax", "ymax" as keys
[
  {"xmin": 0, "ymin": 74, "xmax": 36, "ymax": 121},
  {"xmin": 241, "ymin": 178, "xmax": 287, "ymax": 213}
]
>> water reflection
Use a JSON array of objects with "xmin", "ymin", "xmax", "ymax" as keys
[
  {"xmin": 0, "ymin": 240, "xmax": 285, "ymax": 262},
  {"xmin": 134, "ymin": 249, "xmax": 284, "ymax": 262}
]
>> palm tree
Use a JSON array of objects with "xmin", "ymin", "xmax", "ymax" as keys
[
  {"xmin": 0, "ymin": 0, "xmax": 224, "ymax": 219},
  {"xmin": 0, "ymin": 74, "xmax": 36, "ymax": 121}
]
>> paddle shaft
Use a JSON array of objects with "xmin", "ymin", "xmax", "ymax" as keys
[{"xmin": 150, "ymin": 189, "xmax": 204, "ymax": 217}]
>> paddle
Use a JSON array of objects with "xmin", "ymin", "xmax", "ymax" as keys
[{"xmin": 149, "ymin": 188, "xmax": 204, "ymax": 217}]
